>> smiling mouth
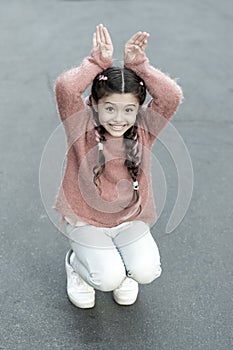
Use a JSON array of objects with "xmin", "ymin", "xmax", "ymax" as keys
[{"xmin": 108, "ymin": 124, "xmax": 127, "ymax": 131}]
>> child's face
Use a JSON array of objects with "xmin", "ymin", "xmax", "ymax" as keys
[{"xmin": 94, "ymin": 93, "xmax": 139, "ymax": 137}]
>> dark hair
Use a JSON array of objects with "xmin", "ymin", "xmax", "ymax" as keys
[
  {"xmin": 91, "ymin": 67, "xmax": 146, "ymax": 104},
  {"xmin": 90, "ymin": 66, "xmax": 147, "ymax": 213}
]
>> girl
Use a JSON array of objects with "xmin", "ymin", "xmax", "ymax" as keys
[{"xmin": 53, "ymin": 24, "xmax": 183, "ymax": 308}]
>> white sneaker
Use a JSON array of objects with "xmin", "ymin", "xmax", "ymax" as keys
[
  {"xmin": 113, "ymin": 277, "xmax": 139, "ymax": 305},
  {"xmin": 65, "ymin": 249, "xmax": 95, "ymax": 309}
]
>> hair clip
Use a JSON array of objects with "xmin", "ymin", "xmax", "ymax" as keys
[
  {"xmin": 98, "ymin": 142, "xmax": 103, "ymax": 151},
  {"xmin": 139, "ymin": 81, "xmax": 144, "ymax": 86},
  {"xmin": 133, "ymin": 180, "xmax": 139, "ymax": 190},
  {"xmin": 99, "ymin": 75, "xmax": 108, "ymax": 81}
]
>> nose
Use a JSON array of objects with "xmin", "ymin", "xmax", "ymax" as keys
[{"xmin": 113, "ymin": 110, "xmax": 123, "ymax": 124}]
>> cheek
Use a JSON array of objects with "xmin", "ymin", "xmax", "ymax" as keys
[
  {"xmin": 97, "ymin": 110, "xmax": 109, "ymax": 124},
  {"xmin": 126, "ymin": 113, "xmax": 137, "ymax": 124}
]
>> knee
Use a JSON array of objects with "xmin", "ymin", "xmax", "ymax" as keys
[
  {"xmin": 127, "ymin": 263, "xmax": 162, "ymax": 284},
  {"xmin": 89, "ymin": 265, "xmax": 126, "ymax": 292}
]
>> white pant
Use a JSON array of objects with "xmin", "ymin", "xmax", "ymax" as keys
[{"xmin": 66, "ymin": 220, "xmax": 162, "ymax": 292}]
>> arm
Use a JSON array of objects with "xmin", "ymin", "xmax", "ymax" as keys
[
  {"xmin": 124, "ymin": 32, "xmax": 183, "ymax": 136},
  {"xmin": 55, "ymin": 24, "xmax": 113, "ymax": 121}
]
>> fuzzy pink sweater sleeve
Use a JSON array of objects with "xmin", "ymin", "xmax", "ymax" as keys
[
  {"xmin": 54, "ymin": 51, "xmax": 113, "ymax": 121},
  {"xmin": 125, "ymin": 55, "xmax": 183, "ymax": 140}
]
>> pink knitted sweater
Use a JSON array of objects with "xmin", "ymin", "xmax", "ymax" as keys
[{"xmin": 53, "ymin": 51, "xmax": 183, "ymax": 228}]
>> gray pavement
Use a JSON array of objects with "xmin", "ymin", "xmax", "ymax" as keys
[{"xmin": 1, "ymin": 0, "xmax": 233, "ymax": 349}]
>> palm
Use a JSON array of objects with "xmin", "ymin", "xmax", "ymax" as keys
[
  {"xmin": 98, "ymin": 42, "xmax": 113, "ymax": 59},
  {"xmin": 124, "ymin": 31, "xmax": 149, "ymax": 63},
  {"xmin": 92, "ymin": 24, "xmax": 113, "ymax": 59}
]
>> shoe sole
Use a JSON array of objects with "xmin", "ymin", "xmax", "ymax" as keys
[
  {"xmin": 68, "ymin": 294, "xmax": 95, "ymax": 309},
  {"xmin": 113, "ymin": 294, "xmax": 138, "ymax": 306}
]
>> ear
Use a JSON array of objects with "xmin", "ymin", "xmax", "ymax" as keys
[{"xmin": 90, "ymin": 96, "xmax": 98, "ymax": 112}]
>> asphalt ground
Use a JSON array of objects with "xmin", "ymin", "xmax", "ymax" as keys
[{"xmin": 0, "ymin": 1, "xmax": 233, "ymax": 349}]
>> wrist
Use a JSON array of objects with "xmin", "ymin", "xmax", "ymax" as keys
[
  {"xmin": 124, "ymin": 54, "xmax": 148, "ymax": 67},
  {"xmin": 90, "ymin": 49, "xmax": 113, "ymax": 70}
]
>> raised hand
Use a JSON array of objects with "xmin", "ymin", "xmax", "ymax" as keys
[
  {"xmin": 124, "ymin": 31, "xmax": 150, "ymax": 64},
  {"xmin": 92, "ymin": 24, "xmax": 114, "ymax": 60}
]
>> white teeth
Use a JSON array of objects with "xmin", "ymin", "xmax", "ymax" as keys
[{"xmin": 109, "ymin": 124, "xmax": 126, "ymax": 130}]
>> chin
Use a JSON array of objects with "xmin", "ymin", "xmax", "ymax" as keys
[{"xmin": 108, "ymin": 130, "xmax": 125, "ymax": 137}]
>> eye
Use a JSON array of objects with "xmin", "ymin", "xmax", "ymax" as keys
[
  {"xmin": 105, "ymin": 106, "xmax": 114, "ymax": 112},
  {"xmin": 125, "ymin": 108, "xmax": 134, "ymax": 113}
]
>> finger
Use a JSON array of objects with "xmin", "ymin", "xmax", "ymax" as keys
[
  {"xmin": 128, "ymin": 32, "xmax": 142, "ymax": 44},
  {"xmin": 138, "ymin": 35, "xmax": 149, "ymax": 50},
  {"xmin": 103, "ymin": 26, "xmax": 112, "ymax": 45},
  {"xmin": 142, "ymin": 32, "xmax": 150, "ymax": 42},
  {"xmin": 132, "ymin": 32, "xmax": 148, "ymax": 48},
  {"xmin": 96, "ymin": 24, "xmax": 101, "ymax": 43},
  {"xmin": 141, "ymin": 34, "xmax": 149, "ymax": 47},
  {"xmin": 137, "ymin": 32, "xmax": 149, "ymax": 45},
  {"xmin": 135, "ymin": 33, "xmax": 145, "ymax": 43},
  {"xmin": 93, "ymin": 32, "xmax": 97, "ymax": 48},
  {"xmin": 99, "ymin": 24, "xmax": 105, "ymax": 43}
]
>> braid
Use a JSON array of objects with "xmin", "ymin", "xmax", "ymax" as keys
[
  {"xmin": 93, "ymin": 124, "xmax": 106, "ymax": 193},
  {"xmin": 123, "ymin": 123, "xmax": 142, "ymax": 212}
]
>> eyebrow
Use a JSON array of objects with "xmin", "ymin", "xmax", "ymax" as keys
[{"xmin": 104, "ymin": 102, "xmax": 137, "ymax": 107}]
